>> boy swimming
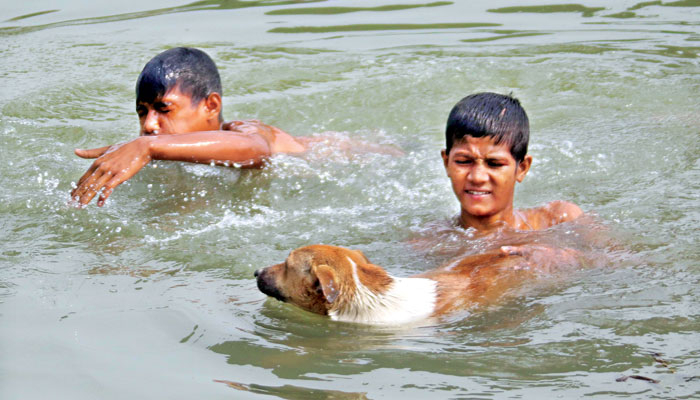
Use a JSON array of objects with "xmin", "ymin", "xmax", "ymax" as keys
[
  {"xmin": 70, "ymin": 47, "xmax": 305, "ymax": 207},
  {"xmin": 70, "ymin": 47, "xmax": 398, "ymax": 207},
  {"xmin": 442, "ymin": 92, "xmax": 582, "ymax": 234}
]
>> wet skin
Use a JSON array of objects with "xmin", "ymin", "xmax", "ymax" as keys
[
  {"xmin": 136, "ymin": 87, "xmax": 221, "ymax": 136},
  {"xmin": 441, "ymin": 136, "xmax": 582, "ymax": 233},
  {"xmin": 438, "ymin": 135, "xmax": 585, "ymax": 262},
  {"xmin": 70, "ymin": 87, "xmax": 304, "ymax": 207}
]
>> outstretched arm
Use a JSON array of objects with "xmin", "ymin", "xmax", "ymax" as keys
[{"xmin": 70, "ymin": 130, "xmax": 271, "ymax": 207}]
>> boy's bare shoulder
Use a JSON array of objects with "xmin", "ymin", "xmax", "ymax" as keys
[
  {"xmin": 523, "ymin": 200, "xmax": 583, "ymax": 229},
  {"xmin": 547, "ymin": 200, "xmax": 583, "ymax": 222}
]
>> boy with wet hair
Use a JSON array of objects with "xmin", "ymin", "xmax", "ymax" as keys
[
  {"xmin": 71, "ymin": 47, "xmax": 306, "ymax": 207},
  {"xmin": 441, "ymin": 92, "xmax": 582, "ymax": 233},
  {"xmin": 136, "ymin": 47, "xmax": 223, "ymax": 120}
]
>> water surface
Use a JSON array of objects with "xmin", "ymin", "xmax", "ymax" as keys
[{"xmin": 1, "ymin": 1, "xmax": 698, "ymax": 399}]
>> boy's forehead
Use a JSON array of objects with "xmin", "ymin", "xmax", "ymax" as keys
[
  {"xmin": 450, "ymin": 136, "xmax": 515, "ymax": 159},
  {"xmin": 453, "ymin": 136, "xmax": 510, "ymax": 151},
  {"xmin": 137, "ymin": 86, "xmax": 195, "ymax": 106}
]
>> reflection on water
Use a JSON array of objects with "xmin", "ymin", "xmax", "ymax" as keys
[
  {"xmin": 629, "ymin": 0, "xmax": 700, "ymax": 10},
  {"xmin": 1, "ymin": 0, "xmax": 699, "ymax": 399},
  {"xmin": 5, "ymin": 9, "xmax": 59, "ymax": 22},
  {"xmin": 268, "ymin": 22, "xmax": 502, "ymax": 34},
  {"xmin": 461, "ymin": 31, "xmax": 551, "ymax": 43},
  {"xmin": 488, "ymin": 4, "xmax": 606, "ymax": 17},
  {"xmin": 214, "ymin": 379, "xmax": 370, "ymax": 400},
  {"xmin": 0, "ymin": 0, "xmax": 324, "ymax": 36},
  {"xmin": 489, "ymin": 0, "xmax": 700, "ymax": 17},
  {"xmin": 265, "ymin": 1, "xmax": 453, "ymax": 15}
]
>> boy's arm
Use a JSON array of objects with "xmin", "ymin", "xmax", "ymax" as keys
[{"xmin": 70, "ymin": 130, "xmax": 271, "ymax": 207}]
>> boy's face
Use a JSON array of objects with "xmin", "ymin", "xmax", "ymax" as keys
[
  {"xmin": 136, "ymin": 86, "xmax": 220, "ymax": 136},
  {"xmin": 442, "ymin": 136, "xmax": 532, "ymax": 221}
]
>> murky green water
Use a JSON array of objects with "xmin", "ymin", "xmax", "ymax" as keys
[{"xmin": 1, "ymin": 1, "xmax": 698, "ymax": 398}]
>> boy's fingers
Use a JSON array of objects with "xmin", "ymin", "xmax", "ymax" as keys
[
  {"xmin": 78, "ymin": 188, "xmax": 99, "ymax": 206},
  {"xmin": 97, "ymin": 189, "xmax": 112, "ymax": 207},
  {"xmin": 72, "ymin": 165, "xmax": 103, "ymax": 198},
  {"xmin": 222, "ymin": 120, "xmax": 244, "ymax": 130},
  {"xmin": 75, "ymin": 146, "xmax": 111, "ymax": 159},
  {"xmin": 71, "ymin": 173, "xmax": 95, "ymax": 200},
  {"xmin": 96, "ymin": 175, "xmax": 123, "ymax": 207},
  {"xmin": 76, "ymin": 171, "xmax": 113, "ymax": 206},
  {"xmin": 501, "ymin": 246, "xmax": 524, "ymax": 256},
  {"xmin": 73, "ymin": 165, "xmax": 98, "ymax": 192}
]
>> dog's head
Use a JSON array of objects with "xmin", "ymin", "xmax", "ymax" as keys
[{"xmin": 254, "ymin": 244, "xmax": 392, "ymax": 315}]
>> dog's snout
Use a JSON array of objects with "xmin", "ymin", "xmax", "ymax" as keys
[{"xmin": 255, "ymin": 267, "xmax": 286, "ymax": 302}]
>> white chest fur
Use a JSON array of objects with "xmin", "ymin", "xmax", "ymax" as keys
[{"xmin": 328, "ymin": 257, "xmax": 437, "ymax": 325}]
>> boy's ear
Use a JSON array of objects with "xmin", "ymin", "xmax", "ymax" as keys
[
  {"xmin": 516, "ymin": 155, "xmax": 532, "ymax": 182},
  {"xmin": 441, "ymin": 149, "xmax": 449, "ymax": 172},
  {"xmin": 203, "ymin": 92, "xmax": 222, "ymax": 120}
]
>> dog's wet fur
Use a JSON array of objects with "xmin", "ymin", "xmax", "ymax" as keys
[{"xmin": 255, "ymin": 244, "xmax": 548, "ymax": 325}]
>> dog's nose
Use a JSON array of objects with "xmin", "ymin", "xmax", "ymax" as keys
[{"xmin": 254, "ymin": 269, "xmax": 260, "ymax": 278}]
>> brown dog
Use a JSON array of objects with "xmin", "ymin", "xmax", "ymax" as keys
[{"xmin": 255, "ymin": 244, "xmax": 563, "ymax": 325}]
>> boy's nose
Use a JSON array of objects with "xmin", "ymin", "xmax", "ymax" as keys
[
  {"xmin": 142, "ymin": 110, "xmax": 160, "ymax": 135},
  {"xmin": 468, "ymin": 164, "xmax": 489, "ymax": 183}
]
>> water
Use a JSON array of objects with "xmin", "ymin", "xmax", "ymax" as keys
[{"xmin": 1, "ymin": 1, "xmax": 698, "ymax": 398}]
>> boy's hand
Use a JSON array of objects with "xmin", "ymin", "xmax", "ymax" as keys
[
  {"xmin": 222, "ymin": 119, "xmax": 282, "ymax": 137},
  {"xmin": 500, "ymin": 244, "xmax": 581, "ymax": 273},
  {"xmin": 74, "ymin": 145, "xmax": 112, "ymax": 159},
  {"xmin": 70, "ymin": 137, "xmax": 152, "ymax": 207}
]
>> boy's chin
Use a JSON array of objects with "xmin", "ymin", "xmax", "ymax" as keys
[
  {"xmin": 461, "ymin": 203, "xmax": 493, "ymax": 214},
  {"xmin": 461, "ymin": 206, "xmax": 501, "ymax": 218}
]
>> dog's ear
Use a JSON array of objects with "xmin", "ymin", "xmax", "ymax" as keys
[
  {"xmin": 314, "ymin": 264, "xmax": 339, "ymax": 304},
  {"xmin": 352, "ymin": 249, "xmax": 369, "ymax": 263},
  {"xmin": 352, "ymin": 250, "xmax": 369, "ymax": 264}
]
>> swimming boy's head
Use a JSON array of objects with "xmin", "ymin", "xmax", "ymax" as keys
[
  {"xmin": 136, "ymin": 47, "xmax": 223, "ymax": 135},
  {"xmin": 445, "ymin": 92, "xmax": 529, "ymax": 162},
  {"xmin": 442, "ymin": 92, "xmax": 533, "ymax": 228}
]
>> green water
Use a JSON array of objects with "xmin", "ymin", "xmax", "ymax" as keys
[{"xmin": 1, "ymin": 1, "xmax": 698, "ymax": 399}]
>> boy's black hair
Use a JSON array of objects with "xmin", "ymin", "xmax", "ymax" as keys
[
  {"xmin": 136, "ymin": 47, "xmax": 222, "ymax": 116},
  {"xmin": 445, "ymin": 92, "xmax": 529, "ymax": 162}
]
